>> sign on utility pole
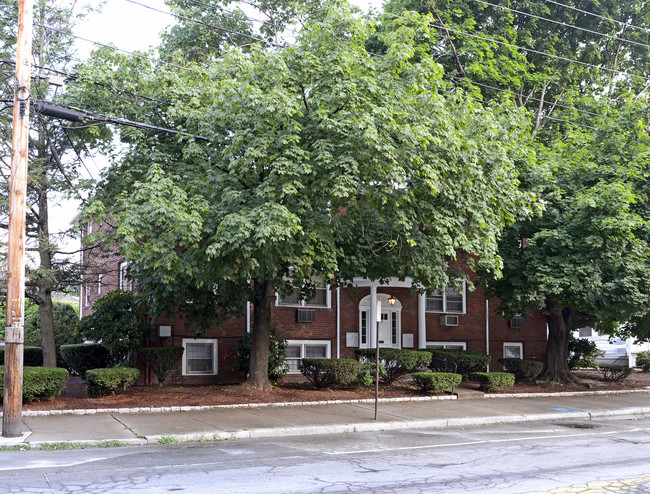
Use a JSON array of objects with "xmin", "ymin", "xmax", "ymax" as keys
[{"xmin": 3, "ymin": 0, "xmax": 34, "ymax": 438}]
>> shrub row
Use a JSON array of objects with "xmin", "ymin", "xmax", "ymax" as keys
[
  {"xmin": 355, "ymin": 349, "xmax": 432, "ymax": 384},
  {"xmin": 0, "ymin": 346, "xmax": 44, "ymax": 366},
  {"xmin": 636, "ymin": 351, "xmax": 650, "ymax": 372},
  {"xmin": 86, "ymin": 367, "xmax": 140, "ymax": 397},
  {"xmin": 411, "ymin": 372, "xmax": 462, "ymax": 393},
  {"xmin": 498, "ymin": 358, "xmax": 543, "ymax": 381},
  {"xmin": 300, "ymin": 359, "xmax": 360, "ymax": 389},
  {"xmin": 470, "ymin": 372, "xmax": 515, "ymax": 392},
  {"xmin": 426, "ymin": 349, "xmax": 490, "ymax": 376},
  {"xmin": 0, "ymin": 366, "xmax": 68, "ymax": 403}
]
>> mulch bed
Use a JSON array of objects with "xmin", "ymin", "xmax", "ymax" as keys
[{"xmin": 22, "ymin": 369, "xmax": 650, "ymax": 412}]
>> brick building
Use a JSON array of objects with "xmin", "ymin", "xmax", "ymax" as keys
[{"xmin": 80, "ymin": 226, "xmax": 548, "ymax": 385}]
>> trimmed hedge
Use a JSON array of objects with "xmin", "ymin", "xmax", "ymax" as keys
[
  {"xmin": 498, "ymin": 358, "xmax": 543, "ymax": 381},
  {"xmin": 60, "ymin": 344, "xmax": 111, "ymax": 380},
  {"xmin": 86, "ymin": 367, "xmax": 140, "ymax": 397},
  {"xmin": 355, "ymin": 349, "xmax": 432, "ymax": 384},
  {"xmin": 300, "ymin": 358, "xmax": 361, "ymax": 389},
  {"xmin": 636, "ymin": 351, "xmax": 650, "ymax": 372},
  {"xmin": 600, "ymin": 366, "xmax": 633, "ymax": 382},
  {"xmin": 411, "ymin": 372, "xmax": 462, "ymax": 393},
  {"xmin": 427, "ymin": 349, "xmax": 490, "ymax": 376},
  {"xmin": 0, "ymin": 366, "xmax": 68, "ymax": 402},
  {"xmin": 139, "ymin": 347, "xmax": 184, "ymax": 385},
  {"xmin": 471, "ymin": 372, "xmax": 515, "ymax": 392},
  {"xmin": 0, "ymin": 346, "xmax": 43, "ymax": 366}
]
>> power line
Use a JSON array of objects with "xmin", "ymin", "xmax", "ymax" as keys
[
  {"xmin": 470, "ymin": 0, "xmax": 650, "ymax": 51},
  {"xmin": 124, "ymin": 0, "xmax": 282, "ymax": 47},
  {"xmin": 542, "ymin": 0, "xmax": 650, "ymax": 35},
  {"xmin": 381, "ymin": 12, "xmax": 650, "ymax": 83}
]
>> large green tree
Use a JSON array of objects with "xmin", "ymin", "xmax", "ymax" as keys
[
  {"xmin": 76, "ymin": 4, "xmax": 534, "ymax": 389},
  {"xmin": 384, "ymin": 0, "xmax": 650, "ymax": 381},
  {"xmin": 0, "ymin": 0, "xmax": 92, "ymax": 367}
]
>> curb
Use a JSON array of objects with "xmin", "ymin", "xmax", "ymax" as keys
[{"xmin": 19, "ymin": 388, "xmax": 650, "ymax": 417}]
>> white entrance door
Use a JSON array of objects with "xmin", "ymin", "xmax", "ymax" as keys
[
  {"xmin": 378, "ymin": 313, "xmax": 391, "ymax": 347},
  {"xmin": 358, "ymin": 294, "xmax": 402, "ymax": 349}
]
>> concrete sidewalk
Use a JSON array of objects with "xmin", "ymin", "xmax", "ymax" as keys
[{"xmin": 1, "ymin": 389, "xmax": 648, "ymax": 448}]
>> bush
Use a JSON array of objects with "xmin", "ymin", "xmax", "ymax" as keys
[
  {"xmin": 355, "ymin": 349, "xmax": 432, "ymax": 384},
  {"xmin": 353, "ymin": 361, "xmax": 387, "ymax": 387},
  {"xmin": 232, "ymin": 328, "xmax": 288, "ymax": 382},
  {"xmin": 300, "ymin": 358, "xmax": 361, "ymax": 389},
  {"xmin": 139, "ymin": 347, "xmax": 184, "ymax": 385},
  {"xmin": 0, "ymin": 346, "xmax": 43, "ymax": 366},
  {"xmin": 60, "ymin": 343, "xmax": 111, "ymax": 380},
  {"xmin": 79, "ymin": 289, "xmax": 152, "ymax": 363},
  {"xmin": 600, "ymin": 366, "xmax": 633, "ymax": 382},
  {"xmin": 636, "ymin": 351, "xmax": 650, "ymax": 372},
  {"xmin": 0, "ymin": 366, "xmax": 69, "ymax": 403},
  {"xmin": 427, "ymin": 349, "xmax": 490, "ymax": 376},
  {"xmin": 470, "ymin": 372, "xmax": 515, "ymax": 392},
  {"xmin": 411, "ymin": 372, "xmax": 462, "ymax": 393},
  {"xmin": 24, "ymin": 302, "xmax": 81, "ymax": 347},
  {"xmin": 568, "ymin": 335, "xmax": 603, "ymax": 369},
  {"xmin": 86, "ymin": 367, "xmax": 140, "ymax": 397},
  {"xmin": 498, "ymin": 358, "xmax": 544, "ymax": 381}
]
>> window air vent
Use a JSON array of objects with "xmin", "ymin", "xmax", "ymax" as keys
[
  {"xmin": 509, "ymin": 316, "xmax": 524, "ymax": 328},
  {"xmin": 297, "ymin": 309, "xmax": 316, "ymax": 323},
  {"xmin": 439, "ymin": 315, "xmax": 459, "ymax": 327}
]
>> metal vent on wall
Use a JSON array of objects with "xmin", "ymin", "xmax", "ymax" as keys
[
  {"xmin": 439, "ymin": 315, "xmax": 459, "ymax": 327},
  {"xmin": 297, "ymin": 309, "xmax": 316, "ymax": 323},
  {"xmin": 509, "ymin": 317, "xmax": 524, "ymax": 328}
]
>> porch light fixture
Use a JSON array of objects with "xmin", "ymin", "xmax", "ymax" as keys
[{"xmin": 388, "ymin": 296, "xmax": 396, "ymax": 306}]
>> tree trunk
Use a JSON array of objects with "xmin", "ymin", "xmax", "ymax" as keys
[
  {"xmin": 542, "ymin": 300, "xmax": 578, "ymax": 383},
  {"xmin": 244, "ymin": 279, "xmax": 274, "ymax": 390},
  {"xmin": 36, "ymin": 116, "xmax": 57, "ymax": 368}
]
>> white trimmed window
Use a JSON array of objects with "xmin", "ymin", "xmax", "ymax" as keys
[
  {"xmin": 426, "ymin": 281, "xmax": 466, "ymax": 314},
  {"xmin": 182, "ymin": 338, "xmax": 218, "ymax": 375},
  {"xmin": 97, "ymin": 274, "xmax": 103, "ymax": 295},
  {"xmin": 119, "ymin": 261, "xmax": 133, "ymax": 291},
  {"xmin": 578, "ymin": 328, "xmax": 593, "ymax": 338},
  {"xmin": 504, "ymin": 342, "xmax": 523, "ymax": 359},
  {"xmin": 285, "ymin": 340, "xmax": 331, "ymax": 373},
  {"xmin": 426, "ymin": 342, "xmax": 467, "ymax": 350},
  {"xmin": 277, "ymin": 278, "xmax": 330, "ymax": 308}
]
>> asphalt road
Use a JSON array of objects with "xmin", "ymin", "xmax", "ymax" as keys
[{"xmin": 1, "ymin": 416, "xmax": 650, "ymax": 493}]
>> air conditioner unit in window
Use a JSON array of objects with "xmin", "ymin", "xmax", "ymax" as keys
[
  {"xmin": 439, "ymin": 315, "xmax": 459, "ymax": 327},
  {"xmin": 297, "ymin": 309, "xmax": 316, "ymax": 323}
]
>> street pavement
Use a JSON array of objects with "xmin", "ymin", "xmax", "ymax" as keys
[{"xmin": 1, "ymin": 388, "xmax": 648, "ymax": 447}]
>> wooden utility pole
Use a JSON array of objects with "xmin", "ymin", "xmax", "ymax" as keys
[{"xmin": 3, "ymin": 0, "xmax": 34, "ymax": 438}]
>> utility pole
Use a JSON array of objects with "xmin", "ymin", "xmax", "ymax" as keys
[{"xmin": 3, "ymin": 0, "xmax": 34, "ymax": 438}]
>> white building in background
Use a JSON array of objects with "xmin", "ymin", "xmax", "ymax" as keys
[{"xmin": 574, "ymin": 328, "xmax": 650, "ymax": 367}]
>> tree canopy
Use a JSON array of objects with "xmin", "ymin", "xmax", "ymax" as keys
[{"xmin": 73, "ymin": 3, "xmax": 536, "ymax": 389}]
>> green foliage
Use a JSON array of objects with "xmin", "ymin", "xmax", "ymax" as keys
[
  {"xmin": 636, "ymin": 351, "xmax": 650, "ymax": 372},
  {"xmin": 599, "ymin": 366, "xmax": 633, "ymax": 382},
  {"xmin": 353, "ymin": 361, "xmax": 387, "ymax": 387},
  {"xmin": 355, "ymin": 349, "xmax": 432, "ymax": 384},
  {"xmin": 0, "ymin": 367, "xmax": 68, "ymax": 403},
  {"xmin": 73, "ymin": 4, "xmax": 534, "ymax": 389},
  {"xmin": 0, "ymin": 346, "xmax": 43, "ymax": 366},
  {"xmin": 78, "ymin": 290, "xmax": 152, "ymax": 362},
  {"xmin": 60, "ymin": 344, "xmax": 111, "ymax": 380},
  {"xmin": 24, "ymin": 302, "xmax": 81, "ymax": 347},
  {"xmin": 411, "ymin": 372, "xmax": 462, "ymax": 393},
  {"xmin": 138, "ymin": 347, "xmax": 184, "ymax": 385},
  {"xmin": 85, "ymin": 367, "xmax": 140, "ymax": 398},
  {"xmin": 470, "ymin": 372, "xmax": 516, "ymax": 392},
  {"xmin": 299, "ymin": 358, "xmax": 361, "ymax": 389},
  {"xmin": 427, "ymin": 349, "xmax": 490, "ymax": 377},
  {"xmin": 232, "ymin": 329, "xmax": 288, "ymax": 382},
  {"xmin": 568, "ymin": 336, "xmax": 603, "ymax": 370},
  {"xmin": 498, "ymin": 358, "xmax": 543, "ymax": 381}
]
